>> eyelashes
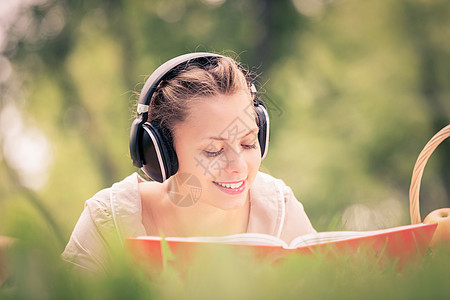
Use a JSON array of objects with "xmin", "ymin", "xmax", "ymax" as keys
[
  {"xmin": 204, "ymin": 143, "xmax": 257, "ymax": 158},
  {"xmin": 204, "ymin": 149, "xmax": 224, "ymax": 158},
  {"xmin": 242, "ymin": 143, "xmax": 258, "ymax": 150}
]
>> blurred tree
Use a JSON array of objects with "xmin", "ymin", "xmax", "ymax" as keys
[{"xmin": 0, "ymin": 0, "xmax": 448, "ymax": 239}]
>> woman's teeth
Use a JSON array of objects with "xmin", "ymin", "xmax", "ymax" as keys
[{"xmin": 214, "ymin": 181, "xmax": 243, "ymax": 189}]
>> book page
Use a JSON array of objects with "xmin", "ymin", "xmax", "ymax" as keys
[
  {"xmin": 135, "ymin": 233, "xmax": 288, "ymax": 247},
  {"xmin": 192, "ymin": 233, "xmax": 288, "ymax": 247},
  {"xmin": 288, "ymin": 223, "xmax": 432, "ymax": 249},
  {"xmin": 289, "ymin": 231, "xmax": 367, "ymax": 248}
]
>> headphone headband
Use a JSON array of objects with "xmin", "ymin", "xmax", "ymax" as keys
[{"xmin": 138, "ymin": 52, "xmax": 224, "ymax": 108}]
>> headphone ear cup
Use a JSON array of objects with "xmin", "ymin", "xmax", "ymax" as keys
[
  {"xmin": 140, "ymin": 122, "xmax": 179, "ymax": 182},
  {"xmin": 254, "ymin": 99, "xmax": 270, "ymax": 160},
  {"xmin": 130, "ymin": 117, "xmax": 145, "ymax": 168}
]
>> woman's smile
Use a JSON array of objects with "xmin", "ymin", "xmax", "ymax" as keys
[{"xmin": 213, "ymin": 179, "xmax": 246, "ymax": 195}]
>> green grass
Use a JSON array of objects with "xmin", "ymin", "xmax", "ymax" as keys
[{"xmin": 1, "ymin": 217, "xmax": 449, "ymax": 300}]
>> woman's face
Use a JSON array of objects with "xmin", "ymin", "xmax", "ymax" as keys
[{"xmin": 171, "ymin": 91, "xmax": 261, "ymax": 211}]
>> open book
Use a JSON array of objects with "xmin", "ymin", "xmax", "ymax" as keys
[{"xmin": 125, "ymin": 223, "xmax": 437, "ymax": 270}]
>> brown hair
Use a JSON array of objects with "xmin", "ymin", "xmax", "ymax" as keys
[{"xmin": 147, "ymin": 56, "xmax": 254, "ymax": 135}]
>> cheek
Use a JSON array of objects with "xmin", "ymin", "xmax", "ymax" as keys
[
  {"xmin": 246, "ymin": 151, "xmax": 262, "ymax": 174},
  {"xmin": 176, "ymin": 150, "xmax": 198, "ymax": 173},
  {"xmin": 176, "ymin": 148, "xmax": 213, "ymax": 181},
  {"xmin": 172, "ymin": 135, "xmax": 200, "ymax": 174}
]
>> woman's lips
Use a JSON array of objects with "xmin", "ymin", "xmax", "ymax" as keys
[{"xmin": 213, "ymin": 180, "xmax": 246, "ymax": 195}]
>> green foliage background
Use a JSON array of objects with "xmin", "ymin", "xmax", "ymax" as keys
[
  {"xmin": 1, "ymin": 0, "xmax": 450, "ymax": 298},
  {"xmin": 0, "ymin": 0, "xmax": 449, "ymax": 261}
]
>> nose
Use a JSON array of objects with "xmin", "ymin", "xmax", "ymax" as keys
[{"xmin": 222, "ymin": 147, "xmax": 247, "ymax": 174}]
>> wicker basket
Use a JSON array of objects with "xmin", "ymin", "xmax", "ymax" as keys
[{"xmin": 409, "ymin": 124, "xmax": 450, "ymax": 224}]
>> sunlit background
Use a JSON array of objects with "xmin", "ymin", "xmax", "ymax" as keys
[{"xmin": 0, "ymin": 0, "xmax": 449, "ymax": 250}]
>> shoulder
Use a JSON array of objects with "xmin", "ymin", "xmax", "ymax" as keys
[
  {"xmin": 83, "ymin": 172, "xmax": 146, "ymax": 239},
  {"xmin": 247, "ymin": 172, "xmax": 289, "ymax": 236},
  {"xmin": 253, "ymin": 172, "xmax": 306, "ymax": 210},
  {"xmin": 249, "ymin": 171, "xmax": 316, "ymax": 241},
  {"xmin": 62, "ymin": 173, "xmax": 145, "ymax": 271},
  {"xmin": 253, "ymin": 171, "xmax": 282, "ymax": 185},
  {"xmin": 251, "ymin": 171, "xmax": 291, "ymax": 202},
  {"xmin": 85, "ymin": 173, "xmax": 141, "ymax": 213}
]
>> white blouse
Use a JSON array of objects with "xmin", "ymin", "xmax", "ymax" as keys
[{"xmin": 62, "ymin": 171, "xmax": 316, "ymax": 271}]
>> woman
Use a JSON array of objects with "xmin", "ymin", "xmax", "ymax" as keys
[{"xmin": 62, "ymin": 52, "xmax": 316, "ymax": 272}]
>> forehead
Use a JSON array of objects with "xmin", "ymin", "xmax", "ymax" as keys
[{"xmin": 177, "ymin": 92, "xmax": 257, "ymax": 140}]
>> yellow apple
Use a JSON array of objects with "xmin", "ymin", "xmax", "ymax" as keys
[{"xmin": 423, "ymin": 208, "xmax": 450, "ymax": 248}]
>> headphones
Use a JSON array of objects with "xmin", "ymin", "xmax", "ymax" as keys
[{"xmin": 129, "ymin": 52, "xmax": 270, "ymax": 182}]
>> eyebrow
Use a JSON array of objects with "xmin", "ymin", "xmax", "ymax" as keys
[{"xmin": 204, "ymin": 127, "xmax": 259, "ymax": 141}]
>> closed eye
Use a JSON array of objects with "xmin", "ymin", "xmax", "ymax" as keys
[
  {"xmin": 204, "ymin": 148, "xmax": 224, "ymax": 158},
  {"xmin": 242, "ymin": 143, "xmax": 257, "ymax": 150}
]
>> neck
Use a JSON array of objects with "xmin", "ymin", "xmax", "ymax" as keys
[
  {"xmin": 158, "ymin": 179, "xmax": 251, "ymax": 237},
  {"xmin": 175, "ymin": 201, "xmax": 250, "ymax": 236}
]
